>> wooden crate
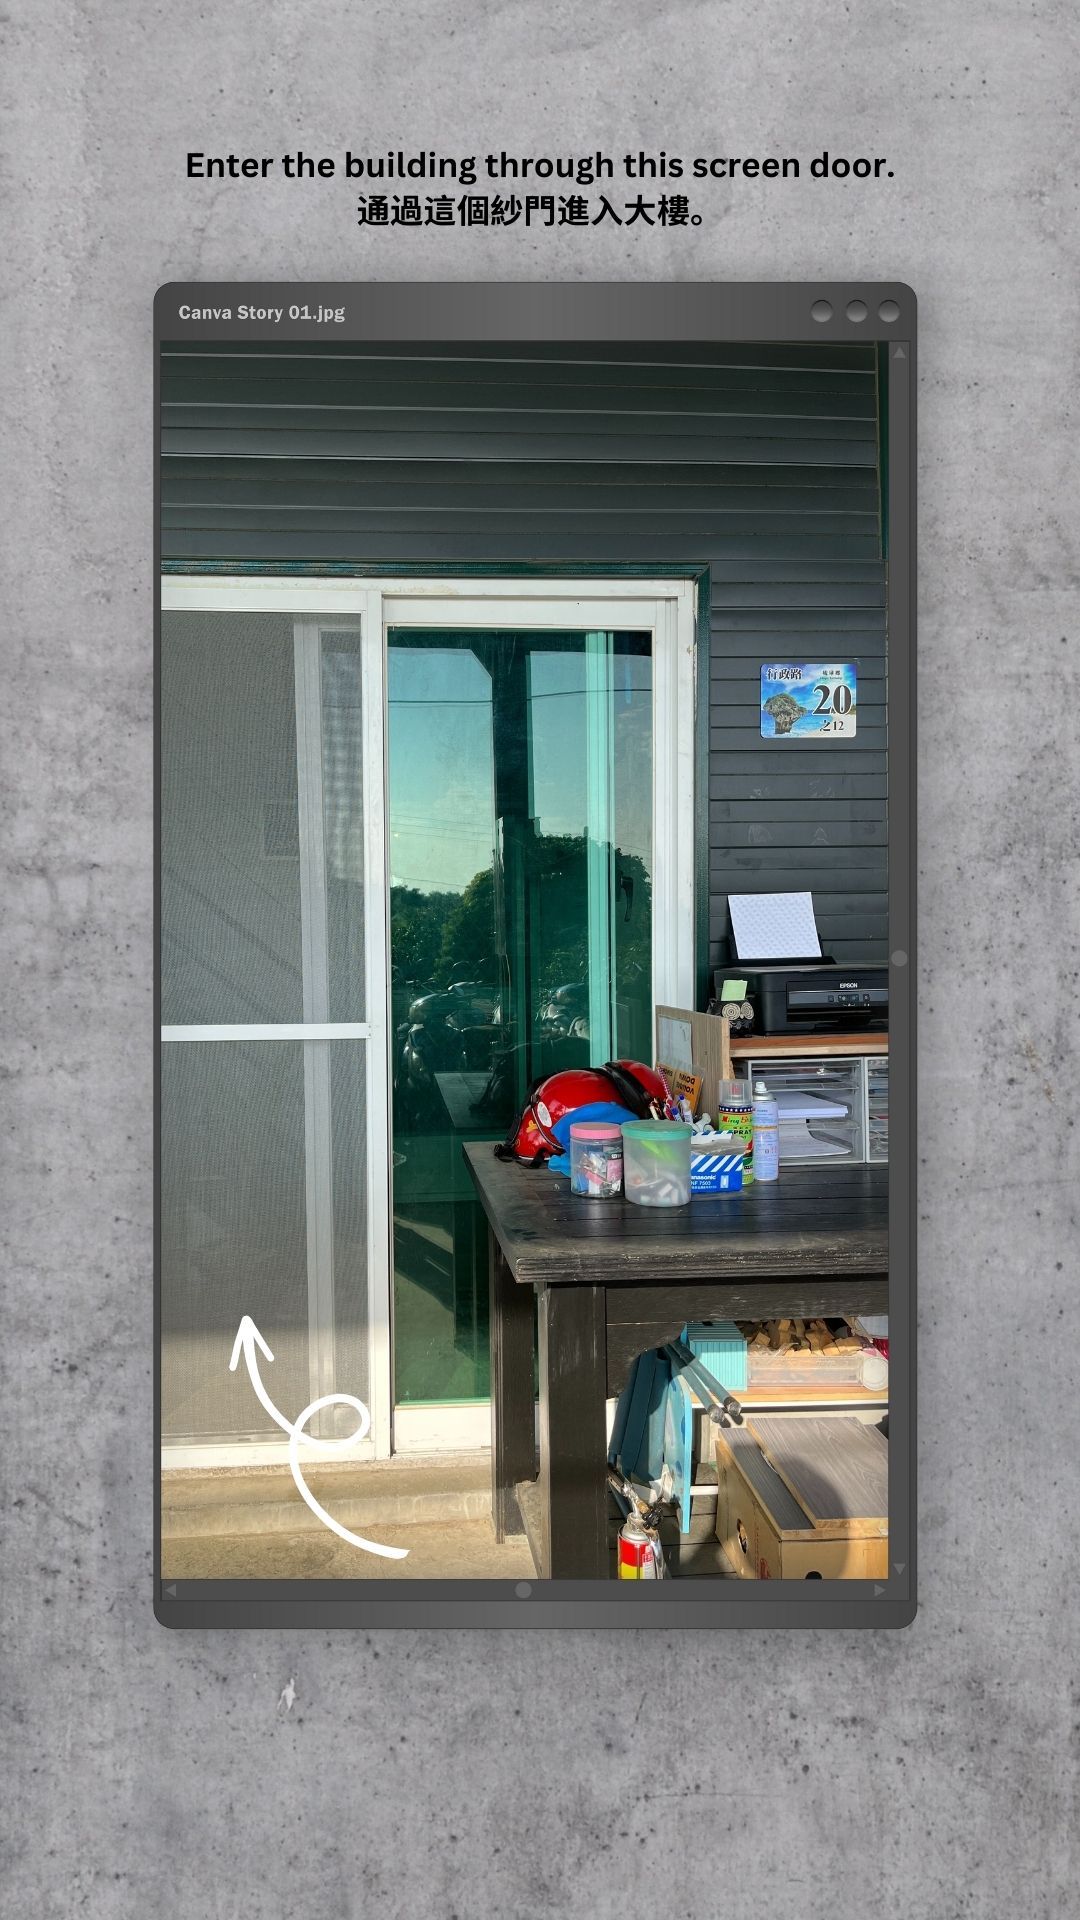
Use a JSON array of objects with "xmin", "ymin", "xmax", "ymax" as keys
[{"xmin": 715, "ymin": 1416, "xmax": 888, "ymax": 1581}]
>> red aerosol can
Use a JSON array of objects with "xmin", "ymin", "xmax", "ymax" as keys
[{"xmin": 617, "ymin": 1509, "xmax": 663, "ymax": 1580}]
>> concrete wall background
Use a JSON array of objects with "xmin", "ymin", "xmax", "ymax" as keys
[{"xmin": 3, "ymin": 3, "xmax": 1077, "ymax": 1915}]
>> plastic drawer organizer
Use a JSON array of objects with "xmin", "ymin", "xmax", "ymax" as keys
[
  {"xmin": 744, "ymin": 1055, "xmax": 888, "ymax": 1167},
  {"xmin": 867, "ymin": 1058, "xmax": 889, "ymax": 1163}
]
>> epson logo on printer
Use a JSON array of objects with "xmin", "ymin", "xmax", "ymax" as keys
[{"xmin": 836, "ymin": 980, "xmax": 858, "ymax": 988}]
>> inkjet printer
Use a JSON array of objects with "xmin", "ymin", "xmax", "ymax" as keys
[{"xmin": 714, "ymin": 959, "xmax": 888, "ymax": 1036}]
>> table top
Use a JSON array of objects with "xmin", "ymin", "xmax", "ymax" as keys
[{"xmin": 463, "ymin": 1143, "xmax": 888, "ymax": 1288}]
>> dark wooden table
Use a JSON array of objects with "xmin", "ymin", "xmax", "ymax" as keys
[{"xmin": 464, "ymin": 1143, "xmax": 889, "ymax": 1580}]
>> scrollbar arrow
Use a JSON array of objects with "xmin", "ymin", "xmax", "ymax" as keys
[
  {"xmin": 874, "ymin": 1584, "xmax": 885, "ymax": 1595},
  {"xmin": 164, "ymin": 1583, "xmax": 177, "ymax": 1598},
  {"xmin": 893, "ymin": 345, "xmax": 906, "ymax": 358},
  {"xmin": 894, "ymin": 1562, "xmax": 906, "ymax": 1576}
]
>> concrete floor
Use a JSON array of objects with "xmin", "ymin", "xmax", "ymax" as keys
[
  {"xmin": 163, "ymin": 1520, "xmax": 535, "ymax": 1581},
  {"xmin": 161, "ymin": 1452, "xmax": 736, "ymax": 1581},
  {"xmin": 162, "ymin": 1451, "xmax": 534, "ymax": 1578},
  {"xmin": 162, "ymin": 1451, "xmax": 498, "ymax": 1535}
]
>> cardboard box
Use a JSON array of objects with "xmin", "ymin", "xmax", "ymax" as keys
[
  {"xmin": 689, "ymin": 1143, "xmax": 744, "ymax": 1193},
  {"xmin": 715, "ymin": 1417, "xmax": 888, "ymax": 1581}
]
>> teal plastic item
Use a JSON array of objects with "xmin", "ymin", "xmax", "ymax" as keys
[
  {"xmin": 663, "ymin": 1373, "xmax": 695, "ymax": 1534},
  {"xmin": 609, "ymin": 1330, "xmax": 747, "ymax": 1532},
  {"xmin": 683, "ymin": 1320, "xmax": 749, "ymax": 1393},
  {"xmin": 608, "ymin": 1349, "xmax": 671, "ymax": 1485}
]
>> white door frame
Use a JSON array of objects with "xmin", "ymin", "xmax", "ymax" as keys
[
  {"xmin": 160, "ymin": 574, "xmax": 696, "ymax": 1465},
  {"xmin": 380, "ymin": 581, "xmax": 697, "ymax": 1019}
]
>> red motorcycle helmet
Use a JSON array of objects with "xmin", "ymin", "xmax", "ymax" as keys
[
  {"xmin": 603, "ymin": 1059, "xmax": 671, "ymax": 1115},
  {"xmin": 495, "ymin": 1060, "xmax": 670, "ymax": 1166}
]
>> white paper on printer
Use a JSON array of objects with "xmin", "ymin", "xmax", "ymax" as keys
[{"xmin": 728, "ymin": 890, "xmax": 821, "ymax": 960}]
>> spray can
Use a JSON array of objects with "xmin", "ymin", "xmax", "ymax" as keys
[
  {"xmin": 617, "ymin": 1509, "xmax": 662, "ymax": 1579},
  {"xmin": 718, "ymin": 1078, "xmax": 754, "ymax": 1186},
  {"xmin": 752, "ymin": 1080, "xmax": 780, "ymax": 1182}
]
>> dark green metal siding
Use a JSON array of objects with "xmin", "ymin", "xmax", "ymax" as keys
[{"xmin": 161, "ymin": 341, "xmax": 886, "ymax": 970}]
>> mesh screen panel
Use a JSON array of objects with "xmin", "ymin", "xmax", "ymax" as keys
[
  {"xmin": 161, "ymin": 612, "xmax": 305, "ymax": 1024},
  {"xmin": 161, "ymin": 1039, "xmax": 311, "ymax": 1441},
  {"xmin": 320, "ymin": 639, "xmax": 366, "ymax": 1022},
  {"xmin": 160, "ymin": 1038, "xmax": 370, "ymax": 1443}
]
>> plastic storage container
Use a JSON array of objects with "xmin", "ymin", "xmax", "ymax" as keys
[
  {"xmin": 621, "ymin": 1119, "xmax": 692, "ymax": 1208},
  {"xmin": 569, "ymin": 1122, "xmax": 623, "ymax": 1198},
  {"xmin": 867, "ymin": 1058, "xmax": 889, "ymax": 1162},
  {"xmin": 746, "ymin": 1058, "xmax": 862, "ymax": 1163},
  {"xmin": 747, "ymin": 1344, "xmax": 869, "ymax": 1389},
  {"xmin": 859, "ymin": 1346, "xmax": 889, "ymax": 1390}
]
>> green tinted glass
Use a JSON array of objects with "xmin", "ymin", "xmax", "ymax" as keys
[{"xmin": 387, "ymin": 629, "xmax": 653, "ymax": 1404}]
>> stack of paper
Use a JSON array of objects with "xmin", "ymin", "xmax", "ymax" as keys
[
  {"xmin": 777, "ymin": 1127, "xmax": 850, "ymax": 1161},
  {"xmin": 774, "ymin": 1091, "xmax": 848, "ymax": 1123},
  {"xmin": 774, "ymin": 1090, "xmax": 852, "ymax": 1162}
]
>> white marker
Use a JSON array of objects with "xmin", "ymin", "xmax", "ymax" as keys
[{"xmin": 229, "ymin": 1316, "xmax": 408, "ymax": 1561}]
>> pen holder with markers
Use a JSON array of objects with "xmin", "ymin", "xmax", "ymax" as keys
[{"xmin": 621, "ymin": 1120, "xmax": 692, "ymax": 1209}]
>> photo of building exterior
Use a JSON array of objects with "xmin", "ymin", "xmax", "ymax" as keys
[{"xmin": 159, "ymin": 329, "xmax": 891, "ymax": 1581}]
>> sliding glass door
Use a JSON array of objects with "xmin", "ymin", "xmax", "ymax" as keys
[
  {"xmin": 387, "ymin": 627, "xmax": 654, "ymax": 1409},
  {"xmin": 159, "ymin": 578, "xmax": 695, "ymax": 1461}
]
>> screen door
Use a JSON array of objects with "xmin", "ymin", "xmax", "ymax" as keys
[
  {"xmin": 159, "ymin": 602, "xmax": 390, "ymax": 1458},
  {"xmin": 381, "ymin": 584, "xmax": 695, "ymax": 1450}
]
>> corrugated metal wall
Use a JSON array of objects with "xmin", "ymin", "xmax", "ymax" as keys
[{"xmin": 161, "ymin": 340, "xmax": 887, "ymax": 970}]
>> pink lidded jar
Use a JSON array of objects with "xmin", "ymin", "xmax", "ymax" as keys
[{"xmin": 569, "ymin": 1122, "xmax": 624, "ymax": 1198}]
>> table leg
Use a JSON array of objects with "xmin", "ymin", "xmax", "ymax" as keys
[
  {"xmin": 488, "ymin": 1230, "xmax": 534, "ymax": 1540},
  {"xmin": 538, "ymin": 1284, "xmax": 608, "ymax": 1580}
]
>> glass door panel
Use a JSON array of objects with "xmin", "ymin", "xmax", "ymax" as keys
[{"xmin": 387, "ymin": 628, "xmax": 652, "ymax": 1408}]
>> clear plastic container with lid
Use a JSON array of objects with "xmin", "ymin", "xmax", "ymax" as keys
[
  {"xmin": 569, "ymin": 1122, "xmax": 623, "ymax": 1197},
  {"xmin": 621, "ymin": 1119, "xmax": 692, "ymax": 1208}
]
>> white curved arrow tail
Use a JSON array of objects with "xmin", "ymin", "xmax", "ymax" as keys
[
  {"xmin": 289, "ymin": 1398, "xmax": 408, "ymax": 1561},
  {"xmin": 228, "ymin": 1316, "xmax": 409, "ymax": 1560}
]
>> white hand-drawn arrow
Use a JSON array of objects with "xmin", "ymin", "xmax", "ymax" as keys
[{"xmin": 229, "ymin": 1315, "xmax": 408, "ymax": 1561}]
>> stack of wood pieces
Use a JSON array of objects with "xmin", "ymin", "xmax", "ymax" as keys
[{"xmin": 737, "ymin": 1317, "xmax": 864, "ymax": 1358}]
